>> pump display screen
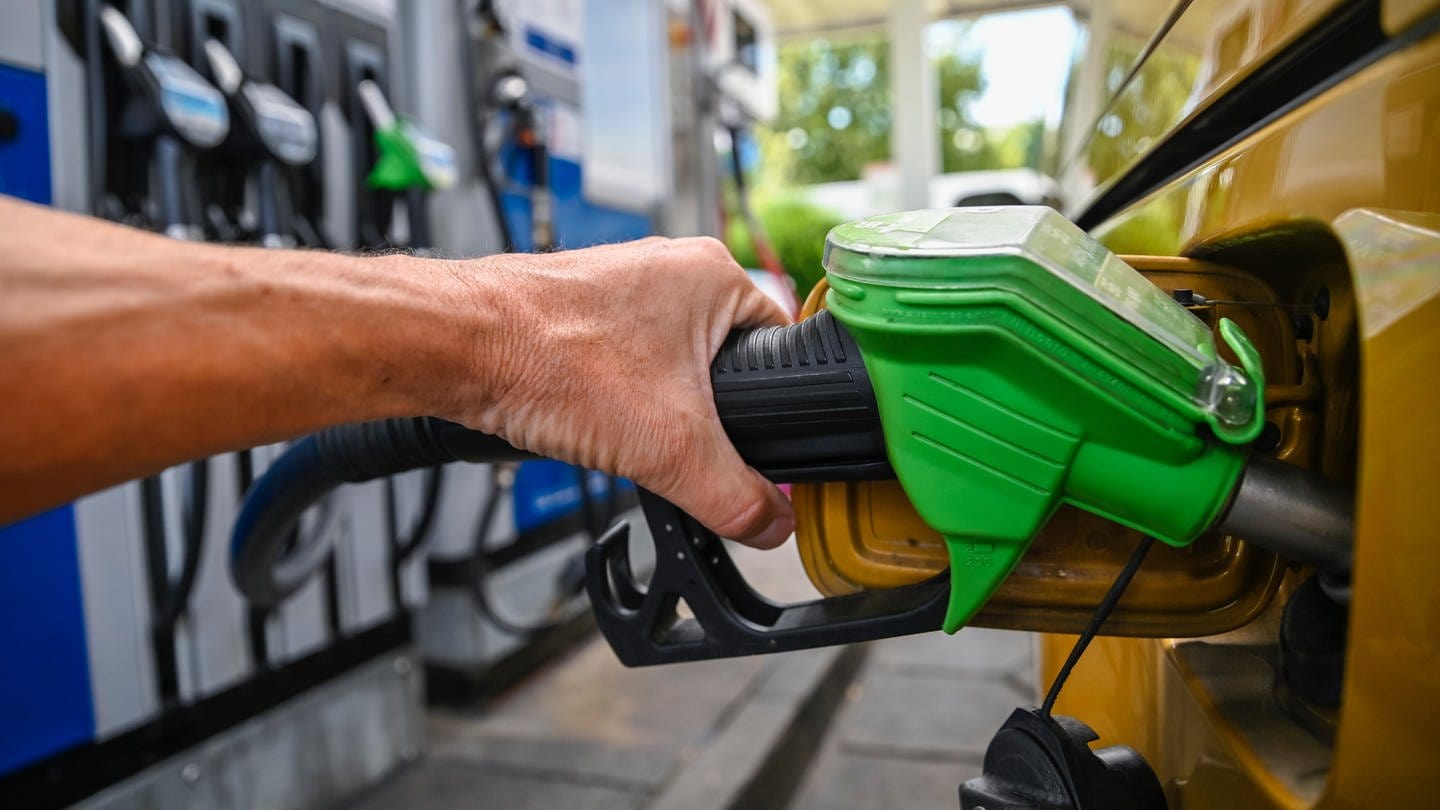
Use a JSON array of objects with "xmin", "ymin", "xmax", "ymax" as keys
[{"xmin": 733, "ymin": 11, "xmax": 759, "ymax": 75}]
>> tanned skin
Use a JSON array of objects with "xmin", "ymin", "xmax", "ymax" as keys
[{"xmin": 0, "ymin": 195, "xmax": 795, "ymax": 548}]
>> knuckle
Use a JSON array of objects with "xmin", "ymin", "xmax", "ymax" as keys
[{"xmin": 691, "ymin": 235, "xmax": 731, "ymax": 260}]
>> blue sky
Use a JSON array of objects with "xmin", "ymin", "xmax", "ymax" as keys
[{"xmin": 927, "ymin": 5, "xmax": 1079, "ymax": 129}]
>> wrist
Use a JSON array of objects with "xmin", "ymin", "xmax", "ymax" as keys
[
  {"xmin": 352, "ymin": 252, "xmax": 484, "ymax": 421},
  {"xmin": 377, "ymin": 252, "xmax": 531, "ymax": 427}
]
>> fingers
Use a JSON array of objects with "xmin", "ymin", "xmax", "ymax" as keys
[
  {"xmin": 682, "ymin": 235, "xmax": 791, "ymax": 329},
  {"xmin": 730, "ymin": 278, "xmax": 792, "ymax": 329},
  {"xmin": 659, "ymin": 450, "xmax": 795, "ymax": 549},
  {"xmin": 503, "ymin": 232, "xmax": 798, "ymax": 552},
  {"xmin": 642, "ymin": 408, "xmax": 795, "ymax": 549}
]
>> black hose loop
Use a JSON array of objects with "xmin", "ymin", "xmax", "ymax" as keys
[
  {"xmin": 229, "ymin": 436, "xmax": 341, "ymax": 607},
  {"xmin": 231, "ymin": 419, "xmax": 530, "ymax": 606}
]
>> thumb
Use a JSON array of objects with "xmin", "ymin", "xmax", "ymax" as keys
[{"xmin": 650, "ymin": 426, "xmax": 795, "ymax": 550}]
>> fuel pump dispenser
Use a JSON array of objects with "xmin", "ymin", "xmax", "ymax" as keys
[
  {"xmin": 95, "ymin": 3, "xmax": 227, "ymax": 236},
  {"xmin": 200, "ymin": 36, "xmax": 318, "ymax": 246},
  {"xmin": 3, "ymin": 1, "xmax": 421, "ymax": 803},
  {"xmin": 174, "ymin": 0, "xmax": 246, "ymax": 243},
  {"xmin": 195, "ymin": 18, "xmax": 338, "ymax": 669},
  {"xmin": 267, "ymin": 5, "xmax": 330, "ymax": 249},
  {"xmin": 384, "ymin": 0, "xmax": 653, "ymax": 698},
  {"xmin": 91, "ymin": 2, "xmax": 253, "ymax": 706},
  {"xmin": 356, "ymin": 77, "xmax": 458, "ymax": 248},
  {"xmin": 337, "ymin": 32, "xmax": 392, "ymax": 251},
  {"xmin": 458, "ymin": 0, "xmax": 552, "ymax": 254}
]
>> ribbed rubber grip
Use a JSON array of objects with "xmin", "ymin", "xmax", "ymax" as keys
[
  {"xmin": 711, "ymin": 310, "xmax": 890, "ymax": 481},
  {"xmin": 315, "ymin": 417, "xmax": 532, "ymax": 482}
]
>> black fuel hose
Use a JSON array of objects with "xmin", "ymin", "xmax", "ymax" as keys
[
  {"xmin": 229, "ymin": 436, "xmax": 339, "ymax": 607},
  {"xmin": 465, "ymin": 465, "xmax": 612, "ymax": 639},
  {"xmin": 389, "ymin": 465, "xmax": 446, "ymax": 565},
  {"xmin": 142, "ymin": 458, "xmax": 209, "ymax": 703},
  {"xmin": 231, "ymin": 420, "xmax": 537, "ymax": 606},
  {"xmin": 461, "ymin": 464, "xmax": 573, "ymax": 638},
  {"xmin": 155, "ymin": 459, "xmax": 210, "ymax": 632},
  {"xmin": 231, "ymin": 311, "xmax": 886, "ymax": 607},
  {"xmin": 82, "ymin": 0, "xmax": 108, "ymax": 217}
]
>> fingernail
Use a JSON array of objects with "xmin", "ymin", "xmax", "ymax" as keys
[{"xmin": 749, "ymin": 512, "xmax": 795, "ymax": 549}]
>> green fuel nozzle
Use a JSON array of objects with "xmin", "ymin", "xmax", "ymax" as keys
[
  {"xmin": 357, "ymin": 79, "xmax": 458, "ymax": 192},
  {"xmin": 820, "ymin": 207, "xmax": 1265, "ymax": 632},
  {"xmin": 232, "ymin": 207, "xmax": 1350, "ymax": 667}
]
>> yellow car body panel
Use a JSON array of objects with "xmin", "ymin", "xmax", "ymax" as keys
[
  {"xmin": 1072, "ymin": 0, "xmax": 1357, "ymax": 202},
  {"xmin": 1042, "ymin": 26, "xmax": 1440, "ymax": 810},
  {"xmin": 1386, "ymin": 0, "xmax": 1440, "ymax": 33}
]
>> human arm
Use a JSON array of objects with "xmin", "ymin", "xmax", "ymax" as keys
[{"xmin": 0, "ymin": 195, "xmax": 794, "ymax": 547}]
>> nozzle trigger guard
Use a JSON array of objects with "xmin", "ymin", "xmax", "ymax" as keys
[{"xmin": 585, "ymin": 490, "xmax": 948, "ymax": 666}]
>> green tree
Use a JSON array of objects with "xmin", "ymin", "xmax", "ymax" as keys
[
  {"xmin": 727, "ymin": 197, "xmax": 845, "ymax": 300},
  {"xmin": 935, "ymin": 49, "xmax": 1000, "ymax": 173},
  {"xmin": 755, "ymin": 31, "xmax": 992, "ymax": 186}
]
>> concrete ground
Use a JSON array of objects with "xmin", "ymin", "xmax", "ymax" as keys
[
  {"xmin": 790, "ymin": 629, "xmax": 1035, "ymax": 809},
  {"xmin": 343, "ymin": 542, "xmax": 1035, "ymax": 810}
]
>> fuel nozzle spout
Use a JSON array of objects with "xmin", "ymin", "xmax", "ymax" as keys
[
  {"xmin": 358, "ymin": 79, "xmax": 458, "ymax": 194},
  {"xmin": 1217, "ymin": 455, "xmax": 1355, "ymax": 579}
]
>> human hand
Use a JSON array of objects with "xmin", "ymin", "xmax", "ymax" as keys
[{"xmin": 447, "ymin": 236, "xmax": 796, "ymax": 549}]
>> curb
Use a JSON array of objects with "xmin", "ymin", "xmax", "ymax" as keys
[{"xmin": 647, "ymin": 644, "xmax": 867, "ymax": 810}]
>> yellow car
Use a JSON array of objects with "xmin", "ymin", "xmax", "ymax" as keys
[{"xmin": 792, "ymin": 1, "xmax": 1440, "ymax": 806}]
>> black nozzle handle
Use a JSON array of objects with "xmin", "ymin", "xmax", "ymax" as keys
[
  {"xmin": 231, "ymin": 311, "xmax": 888, "ymax": 607},
  {"xmin": 713, "ymin": 310, "xmax": 890, "ymax": 481}
]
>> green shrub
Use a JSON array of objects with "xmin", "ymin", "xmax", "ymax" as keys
[{"xmin": 726, "ymin": 198, "xmax": 845, "ymax": 301}]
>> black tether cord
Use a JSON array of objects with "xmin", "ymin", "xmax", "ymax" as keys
[
  {"xmin": 153, "ymin": 460, "xmax": 209, "ymax": 633},
  {"xmin": 140, "ymin": 476, "xmax": 180, "ymax": 703},
  {"xmin": 236, "ymin": 452, "xmax": 272, "ymax": 666},
  {"xmin": 1039, "ymin": 535, "xmax": 1155, "ymax": 719},
  {"xmin": 405, "ymin": 467, "xmax": 445, "ymax": 561}
]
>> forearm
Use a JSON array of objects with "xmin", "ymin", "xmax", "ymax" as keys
[
  {"xmin": 1, "ymin": 196, "xmax": 793, "ymax": 546},
  {"xmin": 0, "ymin": 196, "xmax": 487, "ymax": 521}
]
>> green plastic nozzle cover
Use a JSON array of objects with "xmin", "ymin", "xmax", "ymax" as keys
[
  {"xmin": 821, "ymin": 207, "xmax": 1266, "ymax": 633},
  {"xmin": 367, "ymin": 120, "xmax": 459, "ymax": 192}
]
